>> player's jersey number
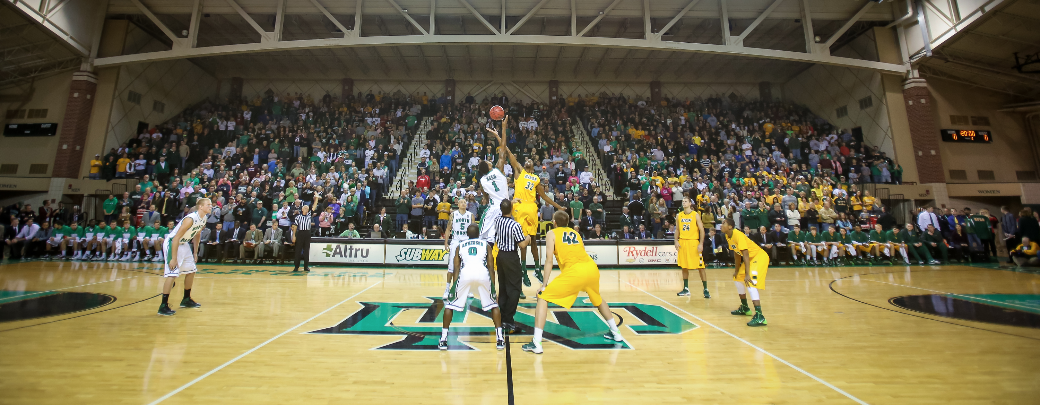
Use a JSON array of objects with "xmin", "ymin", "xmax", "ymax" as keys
[
  {"xmin": 492, "ymin": 182, "xmax": 500, "ymax": 192},
  {"xmin": 468, "ymin": 247, "xmax": 478, "ymax": 255},
  {"xmin": 682, "ymin": 224, "xmax": 691, "ymax": 232},
  {"xmin": 524, "ymin": 182, "xmax": 535, "ymax": 191},
  {"xmin": 561, "ymin": 231, "xmax": 579, "ymax": 245}
]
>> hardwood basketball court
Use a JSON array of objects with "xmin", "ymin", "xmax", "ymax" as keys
[{"xmin": 0, "ymin": 261, "xmax": 1037, "ymax": 404}]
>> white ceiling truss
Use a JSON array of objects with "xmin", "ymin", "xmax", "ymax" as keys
[{"xmin": 92, "ymin": 0, "xmax": 904, "ymax": 79}]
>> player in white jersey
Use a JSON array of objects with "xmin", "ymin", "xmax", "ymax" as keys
[
  {"xmin": 442, "ymin": 198, "xmax": 474, "ymax": 299},
  {"xmin": 478, "ymin": 118, "xmax": 510, "ymax": 244},
  {"xmin": 441, "ymin": 224, "xmax": 504, "ymax": 351},
  {"xmin": 157, "ymin": 198, "xmax": 213, "ymax": 316}
]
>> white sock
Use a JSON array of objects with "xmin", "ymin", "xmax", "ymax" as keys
[
  {"xmin": 533, "ymin": 328, "xmax": 543, "ymax": 344},
  {"xmin": 747, "ymin": 286, "xmax": 760, "ymax": 301},
  {"xmin": 441, "ymin": 328, "xmax": 448, "ymax": 340},
  {"xmin": 496, "ymin": 327, "xmax": 503, "ymax": 340},
  {"xmin": 734, "ymin": 280, "xmax": 746, "ymax": 294},
  {"xmin": 607, "ymin": 317, "xmax": 619, "ymax": 333}
]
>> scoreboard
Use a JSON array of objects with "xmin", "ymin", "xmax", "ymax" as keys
[{"xmin": 940, "ymin": 129, "xmax": 992, "ymax": 143}]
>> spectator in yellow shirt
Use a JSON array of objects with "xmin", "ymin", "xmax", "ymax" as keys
[
  {"xmin": 1011, "ymin": 237, "xmax": 1039, "ymax": 267},
  {"xmin": 115, "ymin": 154, "xmax": 132, "ymax": 178},
  {"xmin": 89, "ymin": 154, "xmax": 103, "ymax": 180},
  {"xmin": 436, "ymin": 197, "xmax": 452, "ymax": 231}
]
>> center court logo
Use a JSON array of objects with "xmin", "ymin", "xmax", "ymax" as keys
[
  {"xmin": 307, "ymin": 298, "xmax": 697, "ymax": 350},
  {"xmin": 322, "ymin": 244, "xmax": 371, "ymax": 258},
  {"xmin": 394, "ymin": 248, "xmax": 447, "ymax": 262}
]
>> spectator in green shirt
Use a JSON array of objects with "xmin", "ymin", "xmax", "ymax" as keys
[
  {"xmin": 569, "ymin": 198, "xmax": 583, "ymax": 227},
  {"xmin": 338, "ymin": 222, "xmax": 361, "ymax": 238},
  {"xmin": 103, "ymin": 194, "xmax": 118, "ymax": 223},
  {"xmin": 588, "ymin": 196, "xmax": 604, "ymax": 224},
  {"xmin": 395, "ymin": 191, "xmax": 411, "ymax": 232}
]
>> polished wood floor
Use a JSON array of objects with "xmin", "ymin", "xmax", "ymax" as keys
[{"xmin": 0, "ymin": 259, "xmax": 1037, "ymax": 405}]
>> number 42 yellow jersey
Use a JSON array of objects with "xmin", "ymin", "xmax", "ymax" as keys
[{"xmin": 553, "ymin": 227, "xmax": 595, "ymax": 269}]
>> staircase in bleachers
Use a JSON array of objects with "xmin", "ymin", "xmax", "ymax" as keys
[
  {"xmin": 568, "ymin": 123, "xmax": 615, "ymax": 199},
  {"xmin": 387, "ymin": 117, "xmax": 433, "ymax": 198}
]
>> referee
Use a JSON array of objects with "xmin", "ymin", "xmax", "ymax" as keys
[
  {"xmin": 293, "ymin": 204, "xmax": 315, "ymax": 272},
  {"xmin": 494, "ymin": 199, "xmax": 529, "ymax": 333}
]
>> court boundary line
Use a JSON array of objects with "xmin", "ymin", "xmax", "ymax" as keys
[
  {"xmin": 0, "ymin": 275, "xmax": 143, "ymax": 302},
  {"xmin": 830, "ymin": 271, "xmax": 1040, "ymax": 341},
  {"xmin": 865, "ymin": 279, "xmax": 1039, "ymax": 311},
  {"xmin": 0, "ymin": 293, "xmax": 160, "ymax": 333},
  {"xmin": 620, "ymin": 278, "xmax": 871, "ymax": 405},
  {"xmin": 146, "ymin": 280, "xmax": 384, "ymax": 405}
]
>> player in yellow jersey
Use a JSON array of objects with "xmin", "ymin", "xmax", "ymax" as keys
[
  {"xmin": 721, "ymin": 218, "xmax": 769, "ymax": 327},
  {"xmin": 675, "ymin": 197, "xmax": 709, "ymax": 298},
  {"xmin": 499, "ymin": 141, "xmax": 566, "ymax": 287},
  {"xmin": 522, "ymin": 211, "xmax": 623, "ymax": 354}
]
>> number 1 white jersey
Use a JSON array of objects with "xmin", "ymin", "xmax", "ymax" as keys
[
  {"xmin": 480, "ymin": 168, "xmax": 509, "ymax": 204},
  {"xmin": 450, "ymin": 211, "xmax": 473, "ymax": 240}
]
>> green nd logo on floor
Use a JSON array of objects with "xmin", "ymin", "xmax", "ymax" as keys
[{"xmin": 308, "ymin": 298, "xmax": 697, "ymax": 350}]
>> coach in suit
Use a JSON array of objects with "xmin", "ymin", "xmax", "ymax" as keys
[
  {"xmin": 225, "ymin": 221, "xmax": 248, "ymax": 260},
  {"xmin": 635, "ymin": 224, "xmax": 651, "ymax": 239},
  {"xmin": 201, "ymin": 223, "xmax": 230, "ymax": 261},
  {"xmin": 259, "ymin": 225, "xmax": 284, "ymax": 260},
  {"xmin": 703, "ymin": 227, "xmax": 729, "ymax": 264},
  {"xmin": 141, "ymin": 206, "xmax": 161, "ymax": 230},
  {"xmin": 616, "ymin": 225, "xmax": 634, "ymax": 240},
  {"xmin": 760, "ymin": 225, "xmax": 788, "ymax": 265},
  {"xmin": 155, "ymin": 192, "xmax": 178, "ymax": 224},
  {"xmin": 240, "ymin": 224, "xmax": 263, "ymax": 261}
]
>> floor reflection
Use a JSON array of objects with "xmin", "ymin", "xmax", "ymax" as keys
[{"xmin": 890, "ymin": 294, "xmax": 1040, "ymax": 328}]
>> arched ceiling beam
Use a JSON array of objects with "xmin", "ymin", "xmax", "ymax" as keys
[{"xmin": 93, "ymin": 34, "xmax": 905, "ymax": 74}]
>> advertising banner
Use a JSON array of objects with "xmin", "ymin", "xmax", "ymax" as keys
[
  {"xmin": 310, "ymin": 241, "xmax": 385, "ymax": 264},
  {"xmin": 618, "ymin": 243, "xmax": 678, "ymax": 265},
  {"xmin": 385, "ymin": 242, "xmax": 452, "ymax": 265}
]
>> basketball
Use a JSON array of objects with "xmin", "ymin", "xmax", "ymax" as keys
[{"xmin": 489, "ymin": 105, "xmax": 504, "ymax": 120}]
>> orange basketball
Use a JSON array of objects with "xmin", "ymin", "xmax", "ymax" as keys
[{"xmin": 489, "ymin": 105, "xmax": 505, "ymax": 120}]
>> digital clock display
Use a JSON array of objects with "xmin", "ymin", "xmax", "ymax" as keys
[{"xmin": 941, "ymin": 129, "xmax": 992, "ymax": 143}]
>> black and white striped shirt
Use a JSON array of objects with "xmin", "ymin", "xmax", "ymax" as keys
[
  {"xmin": 494, "ymin": 216, "xmax": 525, "ymax": 252},
  {"xmin": 294, "ymin": 214, "xmax": 314, "ymax": 231}
]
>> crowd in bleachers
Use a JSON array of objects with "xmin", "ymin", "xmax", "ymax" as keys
[
  {"xmin": 556, "ymin": 92, "xmax": 1034, "ymax": 266},
  {"xmin": 3, "ymin": 90, "xmax": 428, "ymax": 262},
  {"xmin": 2, "ymin": 89, "xmax": 1039, "ymax": 268}
]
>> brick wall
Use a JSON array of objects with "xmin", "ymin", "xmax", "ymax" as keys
[
  {"xmin": 52, "ymin": 72, "xmax": 98, "ymax": 179},
  {"xmin": 903, "ymin": 80, "xmax": 946, "ymax": 183}
]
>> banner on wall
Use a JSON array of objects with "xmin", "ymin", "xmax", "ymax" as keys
[
  {"xmin": 618, "ymin": 244, "xmax": 678, "ymax": 266},
  {"xmin": 310, "ymin": 241, "xmax": 385, "ymax": 264},
  {"xmin": 308, "ymin": 240, "xmax": 669, "ymax": 267},
  {"xmin": 386, "ymin": 243, "xmax": 452, "ymax": 265}
]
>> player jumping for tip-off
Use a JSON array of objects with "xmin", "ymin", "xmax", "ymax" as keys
[
  {"xmin": 485, "ymin": 122, "xmax": 566, "ymax": 287},
  {"xmin": 157, "ymin": 198, "xmax": 212, "ymax": 316}
]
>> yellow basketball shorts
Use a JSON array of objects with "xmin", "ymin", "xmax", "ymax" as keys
[
  {"xmin": 538, "ymin": 262, "xmax": 602, "ymax": 309},
  {"xmin": 856, "ymin": 243, "xmax": 876, "ymax": 253},
  {"xmin": 733, "ymin": 257, "xmax": 769, "ymax": 290},
  {"xmin": 514, "ymin": 202, "xmax": 538, "ymax": 236},
  {"xmin": 677, "ymin": 241, "xmax": 705, "ymax": 269}
]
